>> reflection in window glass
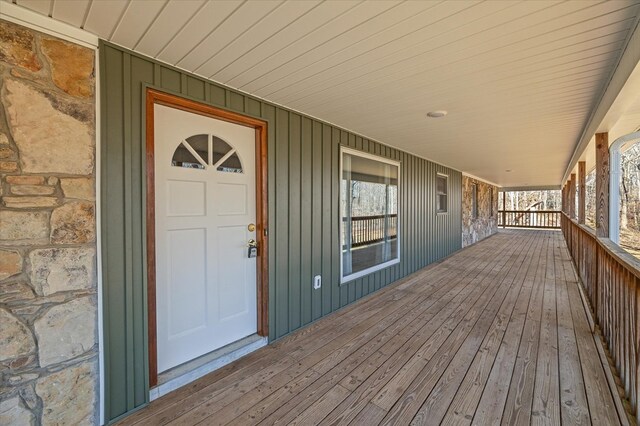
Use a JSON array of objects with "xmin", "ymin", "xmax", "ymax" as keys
[
  {"xmin": 437, "ymin": 174, "xmax": 448, "ymax": 212},
  {"xmin": 171, "ymin": 142, "xmax": 205, "ymax": 169},
  {"xmin": 341, "ymin": 150, "xmax": 399, "ymax": 282},
  {"xmin": 217, "ymin": 152, "xmax": 243, "ymax": 173},
  {"xmin": 212, "ymin": 136, "xmax": 232, "ymax": 165},
  {"xmin": 185, "ymin": 134, "xmax": 208, "ymax": 164}
]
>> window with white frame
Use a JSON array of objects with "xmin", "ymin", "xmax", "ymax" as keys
[
  {"xmin": 340, "ymin": 148, "xmax": 400, "ymax": 282},
  {"xmin": 437, "ymin": 174, "xmax": 448, "ymax": 213}
]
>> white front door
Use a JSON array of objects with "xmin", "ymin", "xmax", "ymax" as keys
[{"xmin": 154, "ymin": 104, "xmax": 257, "ymax": 373}]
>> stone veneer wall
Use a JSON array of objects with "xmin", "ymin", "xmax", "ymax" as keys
[
  {"xmin": 462, "ymin": 176, "xmax": 498, "ymax": 248},
  {"xmin": 0, "ymin": 21, "xmax": 98, "ymax": 425}
]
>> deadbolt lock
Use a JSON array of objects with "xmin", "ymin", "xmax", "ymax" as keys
[{"xmin": 248, "ymin": 223, "xmax": 256, "ymax": 232}]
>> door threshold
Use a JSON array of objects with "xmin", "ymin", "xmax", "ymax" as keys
[{"xmin": 150, "ymin": 334, "xmax": 267, "ymax": 401}]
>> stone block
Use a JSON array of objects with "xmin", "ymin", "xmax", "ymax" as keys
[
  {"xmin": 0, "ymin": 281, "xmax": 35, "ymax": 303},
  {"xmin": 6, "ymin": 372, "xmax": 39, "ymax": 386},
  {"xmin": 3, "ymin": 79, "xmax": 94, "ymax": 174},
  {"xmin": 0, "ymin": 249, "xmax": 22, "ymax": 280},
  {"xmin": 0, "ymin": 20, "xmax": 42, "ymax": 72},
  {"xmin": 41, "ymin": 39, "xmax": 94, "ymax": 99},
  {"xmin": 29, "ymin": 247, "xmax": 95, "ymax": 296},
  {"xmin": 0, "ymin": 308, "xmax": 35, "ymax": 362},
  {"xmin": 6, "ymin": 175, "xmax": 46, "ymax": 185},
  {"xmin": 0, "ymin": 146, "xmax": 15, "ymax": 159},
  {"xmin": 3, "ymin": 196, "xmax": 58, "ymax": 208},
  {"xmin": 0, "ymin": 396, "xmax": 35, "ymax": 426},
  {"xmin": 0, "ymin": 133, "xmax": 8, "ymax": 144},
  {"xmin": 10, "ymin": 185, "xmax": 56, "ymax": 195},
  {"xmin": 50, "ymin": 201, "xmax": 95, "ymax": 244},
  {"xmin": 0, "ymin": 161, "xmax": 18, "ymax": 172},
  {"xmin": 60, "ymin": 177, "xmax": 94, "ymax": 200},
  {"xmin": 36, "ymin": 362, "xmax": 96, "ymax": 425},
  {"xmin": 0, "ymin": 210, "xmax": 49, "ymax": 245},
  {"xmin": 34, "ymin": 297, "xmax": 96, "ymax": 367}
]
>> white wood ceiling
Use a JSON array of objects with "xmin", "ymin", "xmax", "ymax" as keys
[{"xmin": 7, "ymin": 0, "xmax": 640, "ymax": 187}]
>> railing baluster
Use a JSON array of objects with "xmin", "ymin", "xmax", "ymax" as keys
[{"xmin": 497, "ymin": 210, "xmax": 561, "ymax": 229}]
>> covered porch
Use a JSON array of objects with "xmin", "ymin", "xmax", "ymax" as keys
[{"xmin": 119, "ymin": 229, "xmax": 628, "ymax": 425}]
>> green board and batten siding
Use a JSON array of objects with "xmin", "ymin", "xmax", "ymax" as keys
[{"xmin": 100, "ymin": 41, "xmax": 462, "ymax": 422}]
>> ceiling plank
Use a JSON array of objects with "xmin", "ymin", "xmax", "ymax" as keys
[
  {"xmin": 52, "ymin": 0, "xmax": 90, "ymax": 27},
  {"xmin": 83, "ymin": 0, "xmax": 128, "ymax": 39},
  {"xmin": 210, "ymin": 0, "xmax": 359, "ymax": 83},
  {"xmin": 16, "ymin": 0, "xmax": 51, "ymax": 16},
  {"xmin": 195, "ymin": 0, "xmax": 321, "ymax": 78},
  {"xmin": 176, "ymin": 0, "xmax": 282, "ymax": 71},
  {"xmin": 155, "ymin": 0, "xmax": 242, "ymax": 65},
  {"xmin": 110, "ymin": 0, "xmax": 166, "ymax": 49},
  {"xmin": 227, "ymin": 0, "xmax": 401, "ymax": 89},
  {"xmin": 134, "ymin": 0, "xmax": 204, "ymax": 58}
]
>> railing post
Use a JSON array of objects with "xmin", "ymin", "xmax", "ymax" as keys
[
  {"xmin": 569, "ymin": 173, "xmax": 576, "ymax": 219},
  {"xmin": 578, "ymin": 161, "xmax": 586, "ymax": 224},
  {"xmin": 596, "ymin": 132, "xmax": 609, "ymax": 237},
  {"xmin": 502, "ymin": 191, "xmax": 506, "ymax": 229}
]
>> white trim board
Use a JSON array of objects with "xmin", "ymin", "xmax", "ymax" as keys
[
  {"xmin": 0, "ymin": 1, "xmax": 98, "ymax": 48},
  {"xmin": 461, "ymin": 172, "xmax": 500, "ymax": 188},
  {"xmin": 95, "ymin": 50, "xmax": 104, "ymax": 426}
]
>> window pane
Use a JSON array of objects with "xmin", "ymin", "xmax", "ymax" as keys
[
  {"xmin": 341, "ymin": 152, "xmax": 399, "ymax": 281},
  {"xmin": 212, "ymin": 136, "xmax": 232, "ymax": 165},
  {"xmin": 437, "ymin": 175, "xmax": 446, "ymax": 194},
  {"xmin": 185, "ymin": 134, "xmax": 208, "ymax": 164},
  {"xmin": 438, "ymin": 194, "xmax": 447, "ymax": 212},
  {"xmin": 217, "ymin": 152, "xmax": 243, "ymax": 173},
  {"xmin": 172, "ymin": 142, "xmax": 205, "ymax": 169}
]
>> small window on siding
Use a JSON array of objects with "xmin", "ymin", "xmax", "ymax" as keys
[
  {"xmin": 436, "ymin": 174, "xmax": 448, "ymax": 213},
  {"xmin": 472, "ymin": 183, "xmax": 478, "ymax": 219}
]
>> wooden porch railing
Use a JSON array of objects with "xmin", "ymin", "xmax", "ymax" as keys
[
  {"xmin": 343, "ymin": 214, "xmax": 397, "ymax": 247},
  {"xmin": 498, "ymin": 210, "xmax": 561, "ymax": 228},
  {"xmin": 561, "ymin": 213, "xmax": 640, "ymax": 414}
]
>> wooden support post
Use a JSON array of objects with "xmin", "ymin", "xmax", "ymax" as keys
[
  {"xmin": 562, "ymin": 185, "xmax": 567, "ymax": 214},
  {"xmin": 569, "ymin": 174, "xmax": 576, "ymax": 219},
  {"xmin": 596, "ymin": 132, "xmax": 609, "ymax": 237},
  {"xmin": 502, "ymin": 191, "xmax": 506, "ymax": 228},
  {"xmin": 578, "ymin": 161, "xmax": 586, "ymax": 224}
]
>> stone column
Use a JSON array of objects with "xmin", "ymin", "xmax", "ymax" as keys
[{"xmin": 0, "ymin": 20, "xmax": 98, "ymax": 425}]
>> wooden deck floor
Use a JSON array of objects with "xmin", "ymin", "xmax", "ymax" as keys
[{"xmin": 121, "ymin": 230, "xmax": 627, "ymax": 425}]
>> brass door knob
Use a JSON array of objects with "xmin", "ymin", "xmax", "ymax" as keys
[{"xmin": 248, "ymin": 223, "xmax": 256, "ymax": 232}]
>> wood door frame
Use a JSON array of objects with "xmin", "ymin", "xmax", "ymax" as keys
[{"xmin": 145, "ymin": 88, "xmax": 269, "ymax": 387}]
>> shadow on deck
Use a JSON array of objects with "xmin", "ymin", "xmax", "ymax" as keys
[{"xmin": 120, "ymin": 229, "xmax": 629, "ymax": 425}]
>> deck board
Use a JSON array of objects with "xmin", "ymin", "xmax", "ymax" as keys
[{"xmin": 119, "ymin": 230, "xmax": 626, "ymax": 426}]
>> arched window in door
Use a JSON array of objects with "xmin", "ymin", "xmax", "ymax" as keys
[{"xmin": 171, "ymin": 134, "xmax": 243, "ymax": 173}]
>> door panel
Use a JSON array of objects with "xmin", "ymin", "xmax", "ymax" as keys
[
  {"xmin": 166, "ymin": 228, "xmax": 207, "ymax": 338},
  {"xmin": 166, "ymin": 180, "xmax": 206, "ymax": 217},
  {"xmin": 154, "ymin": 104, "xmax": 257, "ymax": 373}
]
